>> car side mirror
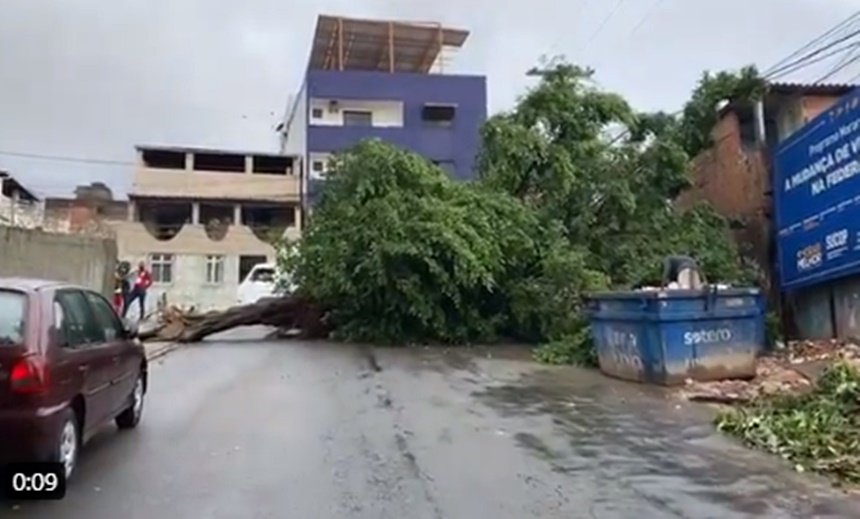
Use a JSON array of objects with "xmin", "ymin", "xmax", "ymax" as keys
[{"xmin": 122, "ymin": 319, "xmax": 139, "ymax": 339}]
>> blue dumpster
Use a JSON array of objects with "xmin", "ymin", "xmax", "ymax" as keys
[{"xmin": 585, "ymin": 287, "xmax": 765, "ymax": 385}]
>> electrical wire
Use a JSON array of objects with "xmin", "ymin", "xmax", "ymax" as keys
[
  {"xmin": 590, "ymin": 0, "xmax": 669, "ymax": 71},
  {"xmin": 0, "ymin": 149, "xmax": 133, "ymax": 166},
  {"xmin": 814, "ymin": 50, "xmax": 860, "ymax": 83},
  {"xmin": 764, "ymin": 9, "xmax": 860, "ymax": 76},
  {"xmin": 582, "ymin": 0, "xmax": 628, "ymax": 53},
  {"xmin": 813, "ymin": 43, "xmax": 860, "ymax": 83},
  {"xmin": 765, "ymin": 27, "xmax": 860, "ymax": 79},
  {"xmin": 767, "ymin": 41, "xmax": 860, "ymax": 80},
  {"xmin": 628, "ymin": 0, "xmax": 666, "ymax": 39}
]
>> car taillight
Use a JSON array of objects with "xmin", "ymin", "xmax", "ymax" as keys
[{"xmin": 10, "ymin": 356, "xmax": 49, "ymax": 394}]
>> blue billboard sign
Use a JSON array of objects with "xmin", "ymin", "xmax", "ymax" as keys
[{"xmin": 774, "ymin": 87, "xmax": 860, "ymax": 290}]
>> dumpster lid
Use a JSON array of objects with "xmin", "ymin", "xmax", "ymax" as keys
[{"xmin": 587, "ymin": 287, "xmax": 760, "ymax": 300}]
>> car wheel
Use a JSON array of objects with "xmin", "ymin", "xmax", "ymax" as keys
[
  {"xmin": 116, "ymin": 375, "xmax": 145, "ymax": 429},
  {"xmin": 53, "ymin": 409, "xmax": 80, "ymax": 480}
]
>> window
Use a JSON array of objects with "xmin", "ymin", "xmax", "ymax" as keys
[
  {"xmin": 141, "ymin": 149, "xmax": 186, "ymax": 169},
  {"xmin": 55, "ymin": 290, "xmax": 101, "ymax": 348},
  {"xmin": 239, "ymin": 255, "xmax": 267, "ymax": 283},
  {"xmin": 311, "ymin": 107, "xmax": 323, "ymax": 119},
  {"xmin": 343, "ymin": 110, "xmax": 373, "ymax": 127},
  {"xmin": 252, "ymin": 155, "xmax": 291, "ymax": 175},
  {"xmin": 85, "ymin": 291, "xmax": 123, "ymax": 342},
  {"xmin": 150, "ymin": 254, "xmax": 174, "ymax": 284},
  {"xmin": 250, "ymin": 267, "xmax": 275, "ymax": 283},
  {"xmin": 0, "ymin": 291, "xmax": 25, "ymax": 346},
  {"xmin": 422, "ymin": 104, "xmax": 456, "ymax": 127},
  {"xmin": 206, "ymin": 255, "xmax": 225, "ymax": 284},
  {"xmin": 311, "ymin": 160, "xmax": 327, "ymax": 180}
]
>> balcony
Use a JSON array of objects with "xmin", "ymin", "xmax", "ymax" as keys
[
  {"xmin": 133, "ymin": 168, "xmax": 300, "ymax": 202},
  {"xmin": 307, "ymin": 125, "xmax": 453, "ymax": 158},
  {"xmin": 133, "ymin": 146, "xmax": 301, "ymax": 202}
]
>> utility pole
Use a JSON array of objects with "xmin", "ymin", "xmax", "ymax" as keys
[{"xmin": 526, "ymin": 67, "xmax": 551, "ymax": 77}]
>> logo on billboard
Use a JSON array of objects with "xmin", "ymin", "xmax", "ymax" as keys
[
  {"xmin": 797, "ymin": 243, "xmax": 823, "ymax": 271},
  {"xmin": 826, "ymin": 229, "xmax": 849, "ymax": 250}
]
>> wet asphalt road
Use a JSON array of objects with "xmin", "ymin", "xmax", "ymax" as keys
[{"xmin": 7, "ymin": 329, "xmax": 860, "ymax": 518}]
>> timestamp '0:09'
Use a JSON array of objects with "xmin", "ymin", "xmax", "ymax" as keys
[
  {"xmin": 12, "ymin": 472, "xmax": 60, "ymax": 492},
  {"xmin": 3, "ymin": 462, "xmax": 66, "ymax": 500}
]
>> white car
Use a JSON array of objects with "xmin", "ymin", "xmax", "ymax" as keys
[{"xmin": 237, "ymin": 263, "xmax": 278, "ymax": 305}]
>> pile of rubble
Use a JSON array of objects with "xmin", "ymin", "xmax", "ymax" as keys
[{"xmin": 679, "ymin": 339, "xmax": 860, "ymax": 404}]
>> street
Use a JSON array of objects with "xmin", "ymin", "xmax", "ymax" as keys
[{"xmin": 6, "ymin": 330, "xmax": 860, "ymax": 518}]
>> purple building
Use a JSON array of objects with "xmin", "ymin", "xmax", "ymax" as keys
[{"xmin": 280, "ymin": 15, "xmax": 487, "ymax": 208}]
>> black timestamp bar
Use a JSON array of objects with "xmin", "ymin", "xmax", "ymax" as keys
[{"xmin": 2, "ymin": 462, "xmax": 66, "ymax": 500}]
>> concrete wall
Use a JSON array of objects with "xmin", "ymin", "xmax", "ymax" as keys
[
  {"xmin": 0, "ymin": 226, "xmax": 117, "ymax": 296},
  {"xmin": 111, "ymin": 222, "xmax": 283, "ymax": 313},
  {"xmin": 282, "ymin": 80, "xmax": 308, "ymax": 158},
  {"xmin": 119, "ymin": 254, "xmax": 249, "ymax": 315},
  {"xmin": 133, "ymin": 168, "xmax": 300, "ymax": 202},
  {"xmin": 304, "ymin": 69, "xmax": 487, "ymax": 205},
  {"xmin": 309, "ymin": 98, "xmax": 405, "ymax": 127}
]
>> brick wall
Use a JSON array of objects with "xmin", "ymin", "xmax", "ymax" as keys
[
  {"xmin": 679, "ymin": 112, "xmax": 772, "ymax": 278},
  {"xmin": 680, "ymin": 92, "xmax": 844, "ymax": 302}
]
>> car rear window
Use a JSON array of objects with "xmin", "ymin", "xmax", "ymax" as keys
[
  {"xmin": 0, "ymin": 291, "xmax": 26, "ymax": 347},
  {"xmin": 250, "ymin": 268, "xmax": 275, "ymax": 282}
]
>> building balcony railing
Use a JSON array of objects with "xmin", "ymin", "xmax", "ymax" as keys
[{"xmin": 306, "ymin": 125, "xmax": 453, "ymax": 157}]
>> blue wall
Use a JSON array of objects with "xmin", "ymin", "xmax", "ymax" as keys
[
  {"xmin": 304, "ymin": 69, "xmax": 487, "ymax": 203},
  {"xmin": 774, "ymin": 87, "xmax": 860, "ymax": 290}
]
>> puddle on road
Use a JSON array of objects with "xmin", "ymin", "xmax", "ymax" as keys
[{"xmin": 471, "ymin": 368, "xmax": 858, "ymax": 518}]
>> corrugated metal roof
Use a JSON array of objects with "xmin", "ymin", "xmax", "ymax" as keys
[
  {"xmin": 768, "ymin": 81, "xmax": 858, "ymax": 97},
  {"xmin": 308, "ymin": 15, "xmax": 469, "ymax": 73}
]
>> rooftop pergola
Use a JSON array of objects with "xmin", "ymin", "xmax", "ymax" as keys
[{"xmin": 307, "ymin": 15, "xmax": 470, "ymax": 74}]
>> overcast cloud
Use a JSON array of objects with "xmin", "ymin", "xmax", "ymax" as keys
[{"xmin": 0, "ymin": 0, "xmax": 858, "ymax": 198}]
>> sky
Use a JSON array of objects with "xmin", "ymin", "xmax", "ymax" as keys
[{"xmin": 0, "ymin": 0, "xmax": 858, "ymax": 199}]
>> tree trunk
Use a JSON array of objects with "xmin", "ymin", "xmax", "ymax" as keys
[{"xmin": 141, "ymin": 296, "xmax": 329, "ymax": 343}]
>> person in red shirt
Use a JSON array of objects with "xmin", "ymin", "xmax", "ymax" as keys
[{"xmin": 123, "ymin": 261, "xmax": 153, "ymax": 321}]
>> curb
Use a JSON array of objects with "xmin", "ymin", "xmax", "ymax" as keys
[{"xmin": 145, "ymin": 342, "xmax": 181, "ymax": 361}]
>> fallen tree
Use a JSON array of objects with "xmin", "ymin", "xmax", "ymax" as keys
[
  {"xmin": 139, "ymin": 296, "xmax": 329, "ymax": 343},
  {"xmin": 140, "ymin": 60, "xmax": 758, "ymax": 353}
]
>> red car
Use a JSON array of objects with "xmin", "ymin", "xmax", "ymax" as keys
[{"xmin": 0, "ymin": 278, "xmax": 148, "ymax": 480}]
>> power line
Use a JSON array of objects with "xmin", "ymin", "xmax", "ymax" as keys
[
  {"xmin": 582, "ymin": 0, "xmax": 628, "ymax": 53},
  {"xmin": 764, "ymin": 9, "xmax": 860, "ymax": 76},
  {"xmin": 768, "ymin": 41, "xmax": 860, "ymax": 80},
  {"xmin": 764, "ymin": 27, "xmax": 860, "ymax": 79},
  {"xmin": 815, "ymin": 50, "xmax": 860, "ymax": 83},
  {"xmin": 813, "ymin": 42, "xmax": 860, "ymax": 83},
  {"xmin": 0, "ymin": 149, "xmax": 133, "ymax": 167},
  {"xmin": 547, "ymin": 0, "xmax": 591, "ymax": 58},
  {"xmin": 628, "ymin": 0, "xmax": 667, "ymax": 38}
]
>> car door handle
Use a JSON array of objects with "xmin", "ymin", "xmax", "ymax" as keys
[{"xmin": 78, "ymin": 365, "xmax": 89, "ymax": 373}]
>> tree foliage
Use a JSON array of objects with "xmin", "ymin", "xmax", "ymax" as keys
[
  {"xmin": 289, "ymin": 140, "xmax": 605, "ymax": 344},
  {"xmin": 281, "ymin": 60, "xmax": 755, "ymax": 358},
  {"xmin": 479, "ymin": 63, "xmax": 749, "ymax": 291},
  {"xmin": 677, "ymin": 65, "xmax": 766, "ymax": 157},
  {"xmin": 717, "ymin": 362, "xmax": 860, "ymax": 485}
]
